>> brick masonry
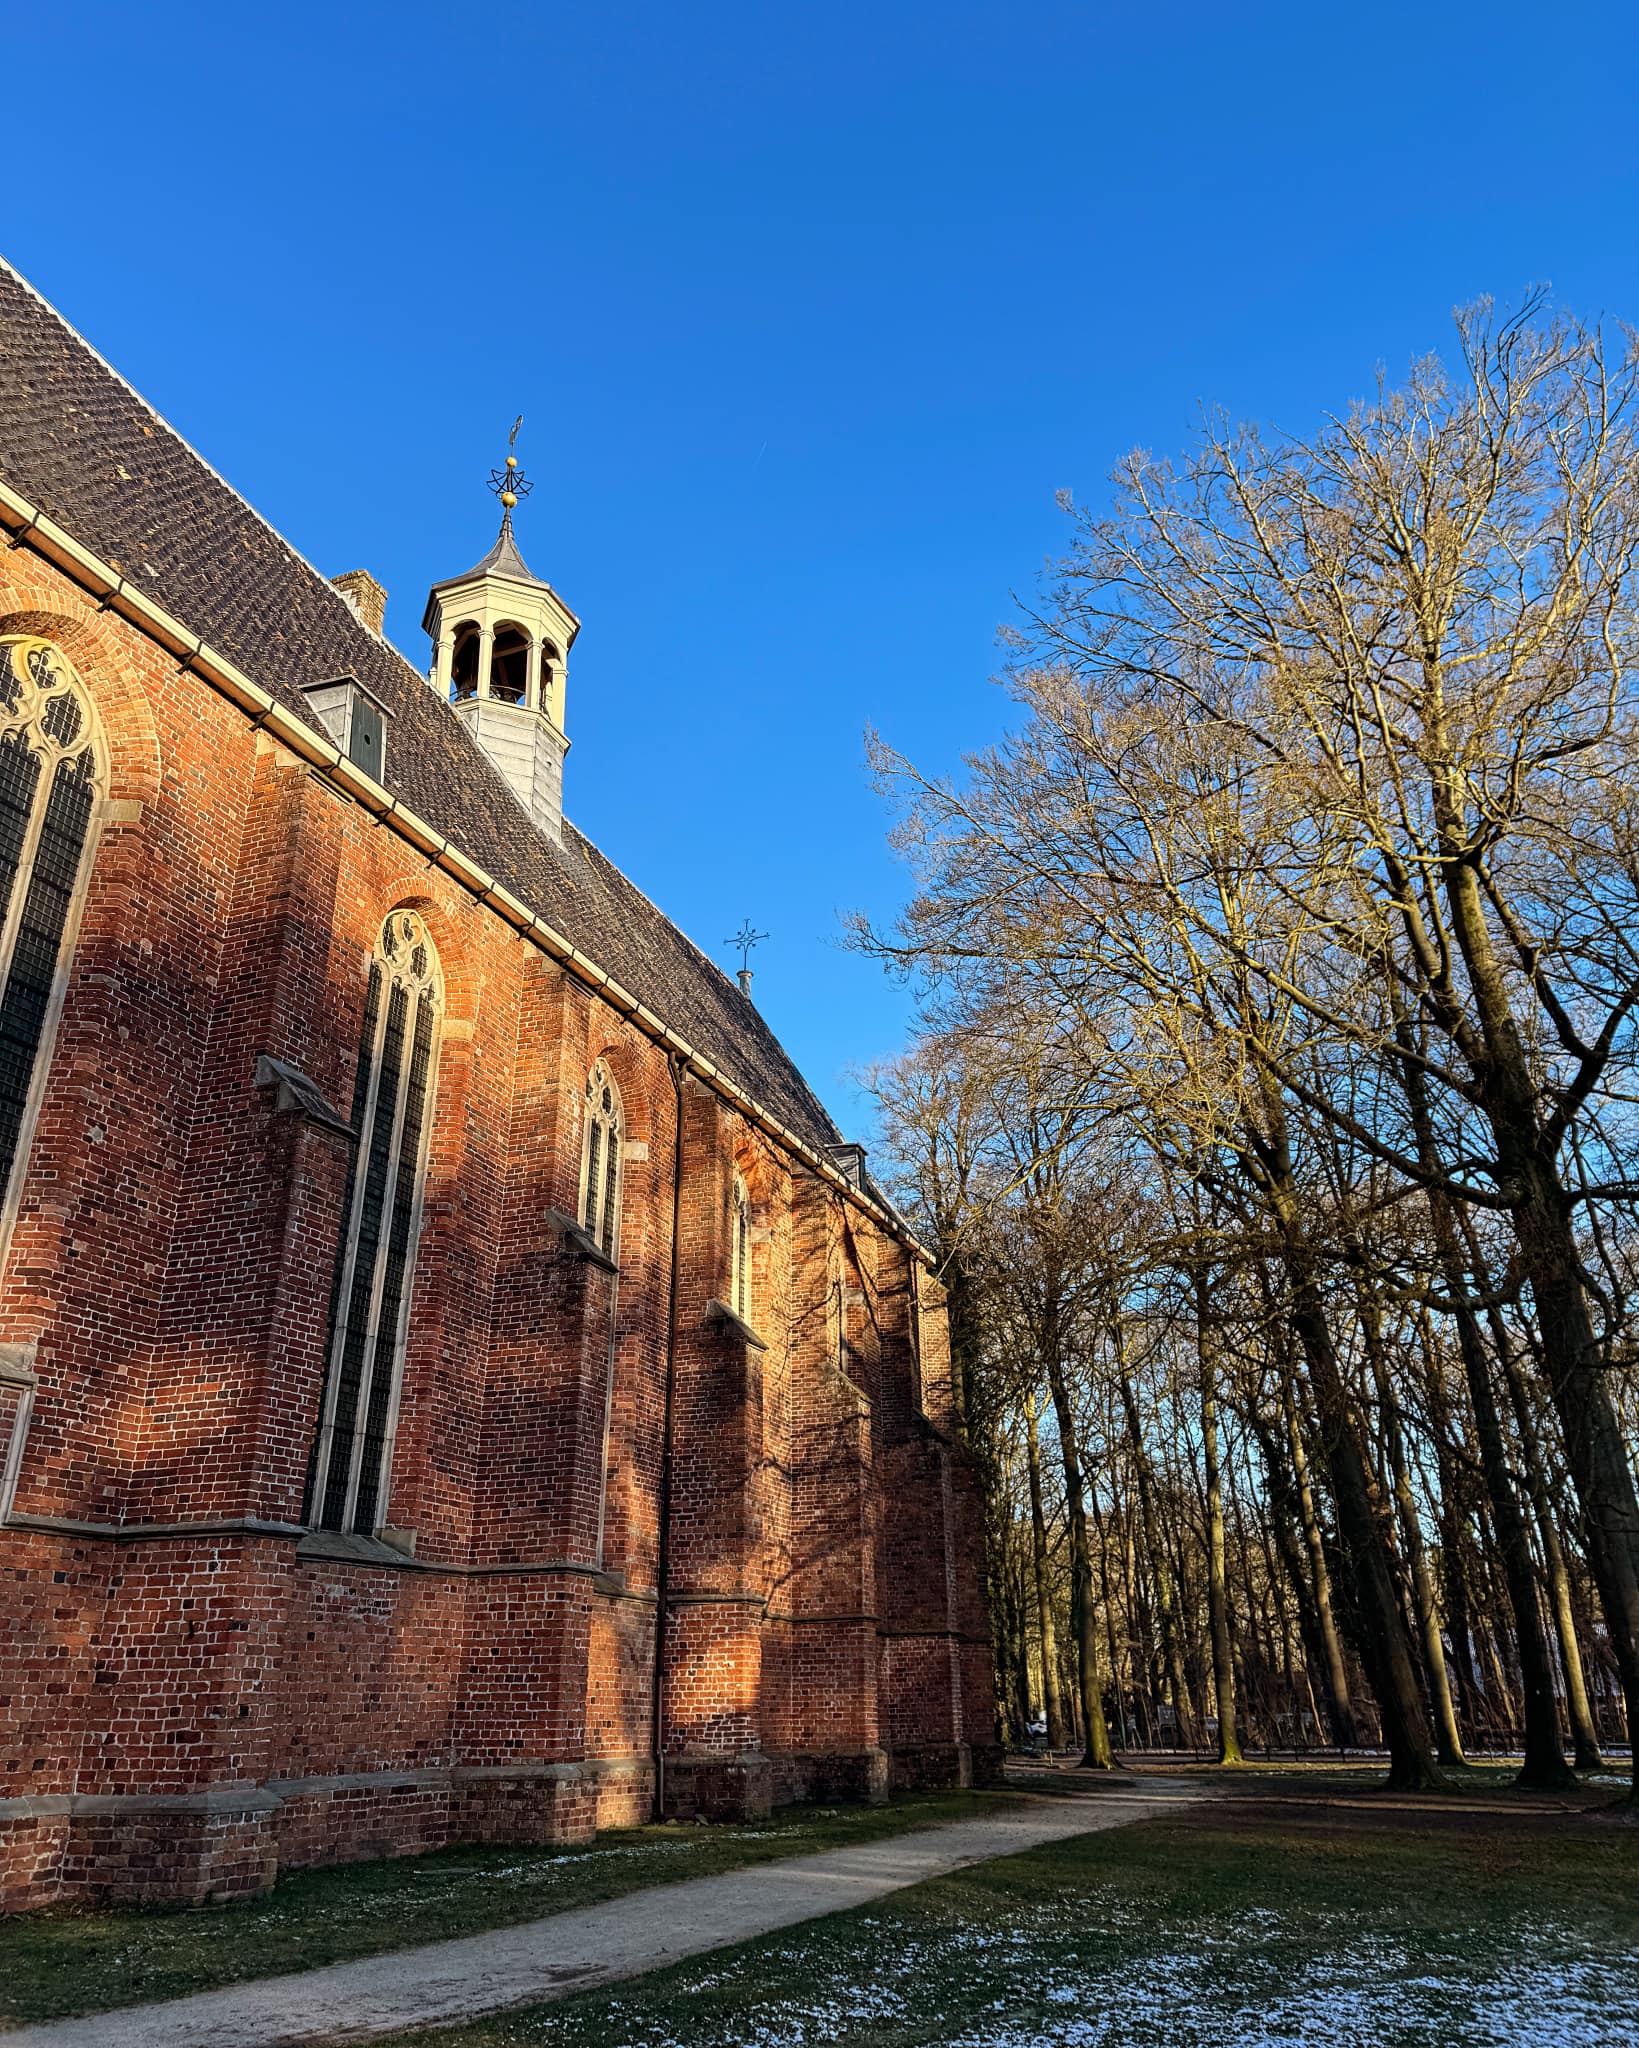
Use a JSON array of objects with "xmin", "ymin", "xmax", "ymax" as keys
[{"xmin": 0, "ymin": 548, "xmax": 998, "ymax": 1909}]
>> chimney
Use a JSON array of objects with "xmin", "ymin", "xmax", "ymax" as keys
[{"xmin": 331, "ymin": 569, "xmax": 388, "ymax": 636}]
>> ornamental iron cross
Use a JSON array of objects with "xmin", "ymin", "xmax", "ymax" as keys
[{"xmin": 727, "ymin": 921, "xmax": 768, "ymax": 973}]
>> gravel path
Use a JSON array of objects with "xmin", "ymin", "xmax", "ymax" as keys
[{"xmin": 7, "ymin": 1780, "xmax": 1199, "ymax": 2048}]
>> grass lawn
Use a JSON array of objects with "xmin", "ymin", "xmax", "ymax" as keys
[
  {"xmin": 0, "ymin": 1787, "xmax": 1021, "ymax": 2024},
  {"xmin": 387, "ymin": 1775, "xmax": 1639, "ymax": 2047}
]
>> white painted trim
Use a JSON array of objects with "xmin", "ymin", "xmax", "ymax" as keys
[
  {"xmin": 578, "ymin": 1059, "xmax": 624, "ymax": 1264},
  {"xmin": 730, "ymin": 1170, "xmax": 751, "ymax": 1324},
  {"xmin": 0, "ymin": 1378, "xmax": 34, "ymax": 1520}
]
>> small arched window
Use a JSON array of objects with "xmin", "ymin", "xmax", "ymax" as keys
[
  {"xmin": 490, "ymin": 624, "xmax": 529, "ymax": 705},
  {"xmin": 580, "ymin": 1060, "xmax": 622, "ymax": 1260},
  {"xmin": 540, "ymin": 642, "xmax": 562, "ymax": 723},
  {"xmin": 0, "ymin": 636, "xmax": 105, "ymax": 1228},
  {"xmin": 729, "ymin": 1172, "xmax": 751, "ymax": 1323},
  {"xmin": 307, "ymin": 909, "xmax": 442, "ymax": 1534},
  {"xmin": 449, "ymin": 622, "xmax": 481, "ymax": 701}
]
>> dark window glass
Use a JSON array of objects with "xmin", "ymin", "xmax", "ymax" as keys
[
  {"xmin": 319, "ymin": 979, "xmax": 408, "ymax": 1531},
  {"xmin": 0, "ymin": 746, "xmax": 93, "ymax": 1197},
  {"xmin": 353, "ymin": 993, "xmax": 434, "ymax": 1531},
  {"xmin": 303, "ymin": 960, "xmax": 381, "ymax": 1521},
  {"xmin": 584, "ymin": 1119, "xmax": 602, "ymax": 1235},
  {"xmin": 348, "ymin": 697, "xmax": 385, "ymax": 781},
  {"xmin": 308, "ymin": 916, "xmax": 440, "ymax": 1534},
  {"xmin": 0, "ymin": 730, "xmax": 43, "ymax": 949},
  {"xmin": 600, "ymin": 1136, "xmax": 619, "ymax": 1254},
  {"xmin": 581, "ymin": 1064, "xmax": 621, "ymax": 1259}
]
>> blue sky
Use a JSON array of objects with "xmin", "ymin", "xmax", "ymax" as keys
[{"xmin": 7, "ymin": 2, "xmax": 1638, "ymax": 1138}]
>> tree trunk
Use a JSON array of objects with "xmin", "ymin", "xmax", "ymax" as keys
[
  {"xmin": 1499, "ymin": 1339, "xmax": 1605, "ymax": 1771},
  {"xmin": 1245, "ymin": 1393, "xmax": 1355, "ymax": 1749},
  {"xmin": 1043, "ymin": 1336, "xmax": 1113, "ymax": 1768},
  {"xmin": 1357, "ymin": 1292, "xmax": 1466, "ymax": 1768},
  {"xmin": 1089, "ymin": 1479, "xmax": 1130, "ymax": 1750},
  {"xmin": 1424, "ymin": 1369, "xmax": 1483, "ymax": 1737},
  {"xmin": 1011, "ymin": 1551, "xmax": 1034, "ymax": 1741},
  {"xmin": 1282, "ymin": 1382, "xmax": 1360, "ymax": 1749},
  {"xmin": 1434, "ymin": 1290, "xmax": 1573, "ymax": 1790},
  {"xmin": 1116, "ymin": 1337, "xmax": 1196, "ymax": 1747},
  {"xmin": 1025, "ymin": 1394, "xmax": 1068, "ymax": 1750},
  {"xmin": 1196, "ymin": 1275, "xmax": 1243, "ymax": 1764},
  {"xmin": 1257, "ymin": 1136, "xmax": 1442, "ymax": 1789},
  {"xmin": 1432, "ymin": 848, "xmax": 1639, "ymax": 1792},
  {"xmin": 1388, "ymin": 1021, "xmax": 1579, "ymax": 1788}
]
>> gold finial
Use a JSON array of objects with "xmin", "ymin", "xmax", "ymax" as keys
[{"xmin": 488, "ymin": 417, "xmax": 532, "ymax": 519}]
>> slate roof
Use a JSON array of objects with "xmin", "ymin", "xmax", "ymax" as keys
[
  {"xmin": 0, "ymin": 258, "xmax": 848, "ymax": 1159},
  {"xmin": 427, "ymin": 510, "xmax": 567, "ymax": 611}
]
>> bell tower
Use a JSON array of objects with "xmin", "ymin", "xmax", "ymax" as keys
[{"xmin": 423, "ymin": 422, "xmax": 580, "ymax": 842}]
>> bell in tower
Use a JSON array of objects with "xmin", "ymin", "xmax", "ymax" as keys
[{"xmin": 423, "ymin": 421, "xmax": 580, "ymax": 843}]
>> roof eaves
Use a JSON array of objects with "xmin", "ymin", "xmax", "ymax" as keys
[{"xmin": 0, "ymin": 474, "xmax": 932, "ymax": 1266}]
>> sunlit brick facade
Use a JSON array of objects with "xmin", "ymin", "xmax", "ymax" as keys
[{"xmin": 0, "ymin": 261, "xmax": 997, "ymax": 1909}]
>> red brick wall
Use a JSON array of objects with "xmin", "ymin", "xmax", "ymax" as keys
[{"xmin": 0, "ymin": 551, "xmax": 996, "ymax": 1907}]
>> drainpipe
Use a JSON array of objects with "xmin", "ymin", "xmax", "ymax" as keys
[{"xmin": 650, "ymin": 1051, "xmax": 686, "ymax": 1819}]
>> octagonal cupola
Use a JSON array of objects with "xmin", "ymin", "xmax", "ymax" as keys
[{"xmin": 423, "ymin": 425, "xmax": 580, "ymax": 842}]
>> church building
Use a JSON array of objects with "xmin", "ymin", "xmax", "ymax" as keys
[{"xmin": 0, "ymin": 260, "xmax": 997, "ymax": 1908}]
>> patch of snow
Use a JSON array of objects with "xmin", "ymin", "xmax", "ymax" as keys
[{"xmin": 519, "ymin": 1899, "xmax": 1639, "ymax": 2048}]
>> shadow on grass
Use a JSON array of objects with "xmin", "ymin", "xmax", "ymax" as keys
[
  {"xmin": 387, "ymin": 1796, "xmax": 1639, "ymax": 2047},
  {"xmin": 0, "ymin": 1787, "xmax": 1024, "ymax": 2024}
]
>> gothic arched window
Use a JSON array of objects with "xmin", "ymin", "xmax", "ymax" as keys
[
  {"xmin": 307, "ymin": 909, "xmax": 442, "ymax": 1534},
  {"xmin": 449, "ymin": 622, "xmax": 481, "ymax": 702},
  {"xmin": 580, "ymin": 1060, "xmax": 622, "ymax": 1260},
  {"xmin": 729, "ymin": 1171, "xmax": 751, "ymax": 1323},
  {"xmin": 0, "ymin": 636, "xmax": 105, "ymax": 1229},
  {"xmin": 489, "ymin": 624, "xmax": 529, "ymax": 704}
]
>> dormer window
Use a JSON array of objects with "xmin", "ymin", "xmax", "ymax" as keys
[
  {"xmin": 825, "ymin": 1141, "xmax": 867, "ymax": 1192},
  {"xmin": 301, "ymin": 676, "xmax": 388, "ymax": 781}
]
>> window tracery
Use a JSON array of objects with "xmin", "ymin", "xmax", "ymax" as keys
[
  {"xmin": 580, "ymin": 1059, "xmax": 622, "ymax": 1260},
  {"xmin": 307, "ymin": 908, "xmax": 442, "ymax": 1534},
  {"xmin": 0, "ymin": 636, "xmax": 105, "ymax": 1224},
  {"xmin": 730, "ymin": 1171, "xmax": 751, "ymax": 1324}
]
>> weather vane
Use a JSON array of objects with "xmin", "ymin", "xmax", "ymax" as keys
[
  {"xmin": 727, "ymin": 920, "xmax": 768, "ymax": 974},
  {"xmin": 487, "ymin": 415, "xmax": 533, "ymax": 516}
]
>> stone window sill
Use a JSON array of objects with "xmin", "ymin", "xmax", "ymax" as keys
[
  {"xmin": 544, "ymin": 1207, "xmax": 619, "ymax": 1274},
  {"xmin": 707, "ymin": 1298, "xmax": 766, "ymax": 1351},
  {"xmin": 296, "ymin": 1529, "xmax": 427, "ymax": 1569}
]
